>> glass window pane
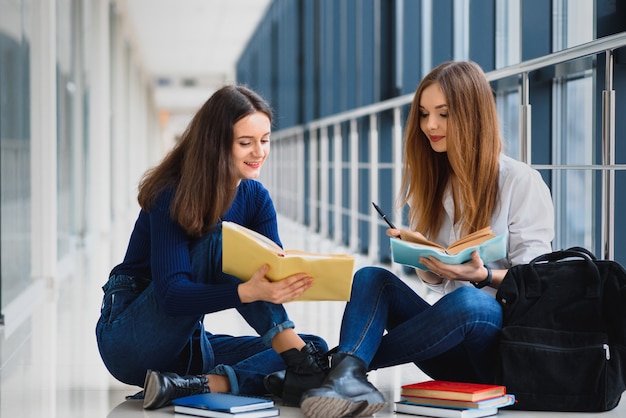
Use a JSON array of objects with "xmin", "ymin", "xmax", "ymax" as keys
[
  {"xmin": 553, "ymin": 76, "xmax": 594, "ymax": 250},
  {"xmin": 497, "ymin": 89, "xmax": 520, "ymax": 160},
  {"xmin": 495, "ymin": 0, "xmax": 521, "ymax": 68},
  {"xmin": 565, "ymin": 0, "xmax": 594, "ymax": 47},
  {"xmin": 553, "ymin": 0, "xmax": 594, "ymax": 51},
  {"xmin": 0, "ymin": 0, "xmax": 33, "ymax": 305}
]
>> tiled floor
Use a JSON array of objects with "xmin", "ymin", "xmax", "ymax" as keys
[{"xmin": 1, "ymin": 215, "xmax": 625, "ymax": 417}]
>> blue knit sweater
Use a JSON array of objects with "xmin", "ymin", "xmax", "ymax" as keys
[{"xmin": 110, "ymin": 180, "xmax": 281, "ymax": 316}]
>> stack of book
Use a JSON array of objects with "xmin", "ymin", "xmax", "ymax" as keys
[
  {"xmin": 172, "ymin": 393, "xmax": 279, "ymax": 418},
  {"xmin": 394, "ymin": 380, "xmax": 515, "ymax": 418}
]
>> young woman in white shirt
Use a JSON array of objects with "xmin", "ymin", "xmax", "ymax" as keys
[{"xmin": 297, "ymin": 61, "xmax": 555, "ymax": 418}]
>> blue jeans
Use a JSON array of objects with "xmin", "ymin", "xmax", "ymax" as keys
[
  {"xmin": 96, "ymin": 224, "xmax": 327, "ymax": 394},
  {"xmin": 337, "ymin": 266, "xmax": 502, "ymax": 383}
]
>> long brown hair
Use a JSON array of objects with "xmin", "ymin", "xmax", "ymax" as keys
[
  {"xmin": 400, "ymin": 61, "xmax": 501, "ymax": 238},
  {"xmin": 137, "ymin": 85, "xmax": 273, "ymax": 237}
]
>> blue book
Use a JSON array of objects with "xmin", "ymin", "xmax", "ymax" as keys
[
  {"xmin": 173, "ymin": 393, "xmax": 276, "ymax": 416},
  {"xmin": 390, "ymin": 228, "xmax": 506, "ymax": 271}
]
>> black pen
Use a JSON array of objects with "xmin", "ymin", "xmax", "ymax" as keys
[{"xmin": 372, "ymin": 202, "xmax": 397, "ymax": 230}]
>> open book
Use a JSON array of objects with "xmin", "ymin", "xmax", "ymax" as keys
[
  {"xmin": 390, "ymin": 226, "xmax": 506, "ymax": 270},
  {"xmin": 221, "ymin": 221, "xmax": 355, "ymax": 301}
]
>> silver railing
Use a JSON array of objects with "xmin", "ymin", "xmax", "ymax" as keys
[{"xmin": 262, "ymin": 32, "xmax": 626, "ymax": 264}]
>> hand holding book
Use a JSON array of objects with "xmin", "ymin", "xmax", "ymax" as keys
[
  {"xmin": 390, "ymin": 226, "xmax": 506, "ymax": 271},
  {"xmin": 221, "ymin": 221, "xmax": 355, "ymax": 301},
  {"xmin": 237, "ymin": 264, "xmax": 313, "ymax": 305},
  {"xmin": 371, "ymin": 203, "xmax": 505, "ymax": 271}
]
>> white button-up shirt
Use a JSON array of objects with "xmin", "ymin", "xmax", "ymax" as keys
[{"xmin": 421, "ymin": 153, "xmax": 555, "ymax": 297}]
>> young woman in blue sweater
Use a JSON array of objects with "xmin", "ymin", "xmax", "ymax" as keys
[{"xmin": 96, "ymin": 85, "xmax": 328, "ymax": 409}]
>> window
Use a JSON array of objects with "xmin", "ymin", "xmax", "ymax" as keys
[{"xmin": 551, "ymin": 0, "xmax": 595, "ymax": 250}]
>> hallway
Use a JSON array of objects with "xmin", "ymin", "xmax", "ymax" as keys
[{"xmin": 1, "ymin": 216, "xmax": 625, "ymax": 418}]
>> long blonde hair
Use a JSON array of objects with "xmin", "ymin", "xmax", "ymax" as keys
[{"xmin": 400, "ymin": 61, "xmax": 501, "ymax": 238}]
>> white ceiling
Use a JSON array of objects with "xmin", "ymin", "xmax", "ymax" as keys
[{"xmin": 122, "ymin": 0, "xmax": 272, "ymax": 133}]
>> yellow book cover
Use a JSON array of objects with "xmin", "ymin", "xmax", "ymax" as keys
[{"xmin": 221, "ymin": 221, "xmax": 355, "ymax": 301}]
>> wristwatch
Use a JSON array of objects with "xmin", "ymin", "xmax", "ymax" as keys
[{"xmin": 472, "ymin": 265, "xmax": 492, "ymax": 289}]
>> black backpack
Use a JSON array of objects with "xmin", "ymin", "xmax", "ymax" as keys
[{"xmin": 495, "ymin": 247, "xmax": 626, "ymax": 411}]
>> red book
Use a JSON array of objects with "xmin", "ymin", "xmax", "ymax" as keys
[{"xmin": 401, "ymin": 380, "xmax": 506, "ymax": 402}]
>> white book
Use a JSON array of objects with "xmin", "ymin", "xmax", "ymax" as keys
[{"xmin": 395, "ymin": 401, "xmax": 498, "ymax": 418}]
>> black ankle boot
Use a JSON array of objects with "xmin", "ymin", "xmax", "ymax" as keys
[
  {"xmin": 143, "ymin": 369, "xmax": 210, "ymax": 410},
  {"xmin": 264, "ymin": 342, "xmax": 329, "ymax": 406},
  {"xmin": 263, "ymin": 369, "xmax": 286, "ymax": 397},
  {"xmin": 300, "ymin": 353, "xmax": 387, "ymax": 418}
]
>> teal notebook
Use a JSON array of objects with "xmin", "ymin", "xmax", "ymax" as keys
[{"xmin": 390, "ymin": 233, "xmax": 506, "ymax": 270}]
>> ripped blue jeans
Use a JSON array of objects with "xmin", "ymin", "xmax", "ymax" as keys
[{"xmin": 95, "ymin": 225, "xmax": 327, "ymax": 395}]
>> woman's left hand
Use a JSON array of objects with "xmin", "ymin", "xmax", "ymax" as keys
[
  {"xmin": 419, "ymin": 251, "xmax": 489, "ymax": 282},
  {"xmin": 238, "ymin": 264, "xmax": 314, "ymax": 304}
]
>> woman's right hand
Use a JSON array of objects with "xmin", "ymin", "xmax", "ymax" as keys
[
  {"xmin": 386, "ymin": 228, "xmax": 401, "ymax": 238},
  {"xmin": 237, "ymin": 264, "xmax": 313, "ymax": 304}
]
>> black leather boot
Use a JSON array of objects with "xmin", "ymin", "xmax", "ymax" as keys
[
  {"xmin": 142, "ymin": 369, "xmax": 210, "ymax": 410},
  {"xmin": 300, "ymin": 353, "xmax": 387, "ymax": 418},
  {"xmin": 263, "ymin": 369, "xmax": 286, "ymax": 397},
  {"xmin": 264, "ymin": 342, "xmax": 329, "ymax": 406}
]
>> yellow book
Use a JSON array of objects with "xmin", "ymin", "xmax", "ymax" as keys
[{"xmin": 221, "ymin": 221, "xmax": 355, "ymax": 301}]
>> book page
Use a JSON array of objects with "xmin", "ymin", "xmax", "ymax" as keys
[
  {"xmin": 285, "ymin": 249, "xmax": 354, "ymax": 259},
  {"xmin": 398, "ymin": 230, "xmax": 445, "ymax": 250},
  {"xmin": 225, "ymin": 221, "xmax": 285, "ymax": 255},
  {"xmin": 398, "ymin": 226, "xmax": 496, "ymax": 255},
  {"xmin": 447, "ymin": 227, "xmax": 495, "ymax": 254}
]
